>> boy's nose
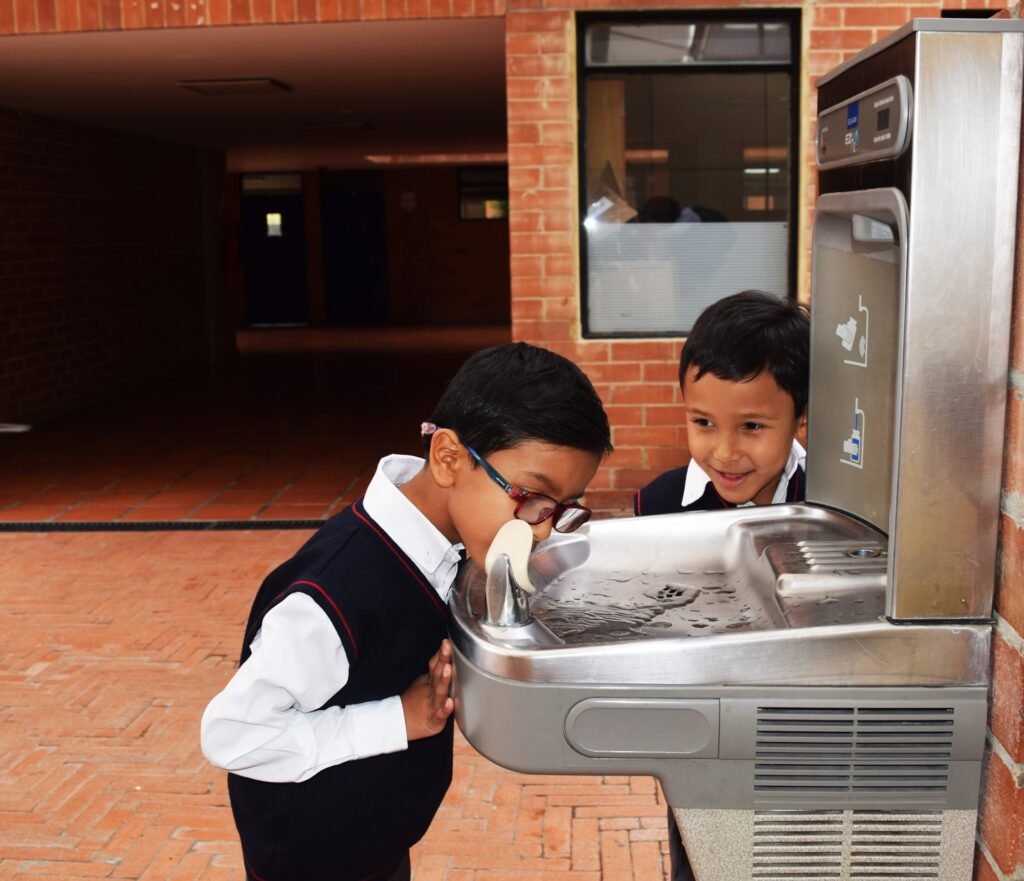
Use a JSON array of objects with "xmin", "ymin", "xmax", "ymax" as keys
[
  {"xmin": 713, "ymin": 436, "xmax": 742, "ymax": 465},
  {"xmin": 530, "ymin": 518, "xmax": 556, "ymax": 544}
]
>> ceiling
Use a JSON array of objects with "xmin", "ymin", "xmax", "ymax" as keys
[{"xmin": 0, "ymin": 18, "xmax": 508, "ymax": 170}]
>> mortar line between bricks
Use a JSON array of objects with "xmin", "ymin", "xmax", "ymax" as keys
[
  {"xmin": 976, "ymin": 836, "xmax": 1014, "ymax": 881},
  {"xmin": 996, "ymin": 612, "xmax": 1024, "ymax": 655},
  {"xmin": 1003, "ymin": 490, "xmax": 1024, "ymax": 525},
  {"xmin": 987, "ymin": 730, "xmax": 1024, "ymax": 788}
]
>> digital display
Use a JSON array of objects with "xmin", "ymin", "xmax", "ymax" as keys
[
  {"xmin": 846, "ymin": 101, "xmax": 859, "ymax": 129},
  {"xmin": 876, "ymin": 107, "xmax": 891, "ymax": 131}
]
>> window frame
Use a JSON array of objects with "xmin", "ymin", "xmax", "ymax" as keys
[{"xmin": 575, "ymin": 9, "xmax": 803, "ymax": 338}]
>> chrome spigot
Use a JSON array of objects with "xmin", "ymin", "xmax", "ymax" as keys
[{"xmin": 484, "ymin": 552, "xmax": 532, "ymax": 627}]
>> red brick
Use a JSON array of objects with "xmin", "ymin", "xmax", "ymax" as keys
[
  {"xmin": 511, "ymin": 276, "xmax": 574, "ymax": 298},
  {"xmin": 35, "ymin": 0, "xmax": 59, "ymax": 29},
  {"xmin": 979, "ymin": 751, "xmax": 1024, "ymax": 876},
  {"xmin": 516, "ymin": 319, "xmax": 574, "ymax": 341},
  {"xmin": 510, "ymin": 231, "xmax": 574, "ymax": 255},
  {"xmin": 509, "ymin": 166, "xmax": 543, "ymax": 191},
  {"xmin": 844, "ymin": 6, "xmax": 916, "ymax": 27},
  {"xmin": 544, "ymin": 297, "xmax": 578, "ymax": 321},
  {"xmin": 810, "ymin": 28, "xmax": 875, "ymax": 51},
  {"xmin": 507, "ymin": 53, "xmax": 569, "ymax": 77},
  {"xmin": 14, "ymin": 0, "xmax": 35, "ymax": 29},
  {"xmin": 615, "ymin": 426, "xmax": 681, "ymax": 448},
  {"xmin": 975, "ymin": 848, "xmax": 1001, "ymax": 881},
  {"xmin": 506, "ymin": 9, "xmax": 564, "ymax": 30},
  {"xmin": 508, "ymin": 122, "xmax": 541, "ymax": 145},
  {"xmin": 997, "ymin": 513, "xmax": 1024, "ymax": 638},
  {"xmin": 542, "ymin": 208, "xmax": 576, "ymax": 232},
  {"xmin": 509, "ymin": 211, "xmax": 542, "ymax": 233},
  {"xmin": 990, "ymin": 633, "xmax": 1024, "ymax": 765},
  {"xmin": 511, "ymin": 297, "xmax": 544, "ymax": 320},
  {"xmin": 0, "ymin": 0, "xmax": 14, "ymax": 32},
  {"xmin": 1005, "ymin": 385, "xmax": 1024, "ymax": 498},
  {"xmin": 581, "ymin": 362, "xmax": 642, "ymax": 383},
  {"xmin": 602, "ymin": 403, "xmax": 644, "ymax": 425},
  {"xmin": 507, "ymin": 99, "xmax": 574, "ymax": 124},
  {"xmin": 610, "ymin": 340, "xmax": 679, "ymax": 362},
  {"xmin": 609, "ymin": 383, "xmax": 672, "ymax": 406}
]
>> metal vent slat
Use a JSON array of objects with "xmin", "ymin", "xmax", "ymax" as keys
[
  {"xmin": 754, "ymin": 707, "xmax": 953, "ymax": 803},
  {"xmin": 751, "ymin": 810, "xmax": 945, "ymax": 880}
]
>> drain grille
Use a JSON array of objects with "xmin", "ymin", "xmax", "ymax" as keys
[
  {"xmin": 751, "ymin": 811, "xmax": 943, "ymax": 880},
  {"xmin": 754, "ymin": 707, "xmax": 953, "ymax": 804}
]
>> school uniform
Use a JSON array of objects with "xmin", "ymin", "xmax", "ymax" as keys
[
  {"xmin": 633, "ymin": 440, "xmax": 806, "ymax": 881},
  {"xmin": 634, "ymin": 440, "xmax": 806, "ymax": 517},
  {"xmin": 201, "ymin": 455, "xmax": 464, "ymax": 881}
]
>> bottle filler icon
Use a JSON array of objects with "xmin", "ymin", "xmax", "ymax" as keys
[{"xmin": 841, "ymin": 399, "xmax": 865, "ymax": 469}]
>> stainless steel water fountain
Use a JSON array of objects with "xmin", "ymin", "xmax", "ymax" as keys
[{"xmin": 450, "ymin": 20, "xmax": 1023, "ymax": 881}]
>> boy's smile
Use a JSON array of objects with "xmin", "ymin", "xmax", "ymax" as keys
[{"xmin": 682, "ymin": 366, "xmax": 803, "ymax": 507}]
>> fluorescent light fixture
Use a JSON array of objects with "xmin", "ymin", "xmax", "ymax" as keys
[
  {"xmin": 625, "ymin": 149, "xmax": 670, "ymax": 163},
  {"xmin": 178, "ymin": 78, "xmax": 292, "ymax": 95},
  {"xmin": 365, "ymin": 152, "xmax": 508, "ymax": 165}
]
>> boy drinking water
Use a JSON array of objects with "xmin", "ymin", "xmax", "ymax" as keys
[
  {"xmin": 202, "ymin": 342, "xmax": 612, "ymax": 881},
  {"xmin": 634, "ymin": 290, "xmax": 810, "ymax": 880}
]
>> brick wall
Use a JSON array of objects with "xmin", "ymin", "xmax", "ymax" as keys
[
  {"xmin": 0, "ymin": 107, "xmax": 213, "ymax": 424},
  {"xmin": 506, "ymin": 0, "xmax": 1009, "ymax": 516},
  {"xmin": 977, "ymin": 139, "xmax": 1024, "ymax": 881},
  {"xmin": 385, "ymin": 166, "xmax": 511, "ymax": 324}
]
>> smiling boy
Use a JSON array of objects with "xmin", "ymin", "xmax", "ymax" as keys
[
  {"xmin": 635, "ymin": 289, "xmax": 809, "ymax": 517},
  {"xmin": 633, "ymin": 289, "xmax": 809, "ymax": 881}
]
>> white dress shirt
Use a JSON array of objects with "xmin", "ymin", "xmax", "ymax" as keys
[
  {"xmin": 681, "ymin": 439, "xmax": 806, "ymax": 508},
  {"xmin": 200, "ymin": 455, "xmax": 463, "ymax": 783}
]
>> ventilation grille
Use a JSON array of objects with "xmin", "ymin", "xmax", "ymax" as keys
[
  {"xmin": 850, "ymin": 812, "xmax": 942, "ymax": 879},
  {"xmin": 754, "ymin": 706, "xmax": 953, "ymax": 804},
  {"xmin": 751, "ymin": 810, "xmax": 943, "ymax": 880},
  {"xmin": 752, "ymin": 812, "xmax": 844, "ymax": 879}
]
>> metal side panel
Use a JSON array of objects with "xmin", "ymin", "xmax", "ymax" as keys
[
  {"xmin": 891, "ymin": 30, "xmax": 1021, "ymax": 619},
  {"xmin": 453, "ymin": 647, "xmax": 987, "ymax": 812}
]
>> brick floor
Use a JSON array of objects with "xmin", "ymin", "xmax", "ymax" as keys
[{"xmin": 0, "ymin": 530, "xmax": 670, "ymax": 880}]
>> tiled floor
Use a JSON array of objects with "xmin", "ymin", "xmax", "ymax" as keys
[
  {"xmin": 0, "ymin": 326, "xmax": 671, "ymax": 880},
  {"xmin": 0, "ymin": 327, "xmax": 509, "ymax": 524}
]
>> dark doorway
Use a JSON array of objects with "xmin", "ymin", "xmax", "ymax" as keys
[
  {"xmin": 321, "ymin": 171, "xmax": 390, "ymax": 325},
  {"xmin": 239, "ymin": 175, "xmax": 309, "ymax": 326}
]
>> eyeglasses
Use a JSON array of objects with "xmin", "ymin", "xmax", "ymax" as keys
[{"xmin": 465, "ymin": 445, "xmax": 592, "ymax": 534}]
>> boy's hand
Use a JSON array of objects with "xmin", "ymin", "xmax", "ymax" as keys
[{"xmin": 401, "ymin": 639, "xmax": 454, "ymax": 741}]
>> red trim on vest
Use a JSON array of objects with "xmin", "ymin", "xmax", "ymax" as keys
[
  {"xmin": 353, "ymin": 502, "xmax": 447, "ymax": 617},
  {"xmin": 243, "ymin": 854, "xmax": 268, "ymax": 881},
  {"xmin": 283, "ymin": 579, "xmax": 360, "ymax": 660}
]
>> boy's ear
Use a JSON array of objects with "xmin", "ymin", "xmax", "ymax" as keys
[{"xmin": 428, "ymin": 428, "xmax": 463, "ymax": 488}]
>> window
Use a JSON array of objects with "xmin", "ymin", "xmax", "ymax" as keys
[
  {"xmin": 459, "ymin": 166, "xmax": 509, "ymax": 220},
  {"xmin": 579, "ymin": 13, "xmax": 800, "ymax": 336}
]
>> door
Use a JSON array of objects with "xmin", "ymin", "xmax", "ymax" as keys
[
  {"xmin": 321, "ymin": 171, "xmax": 390, "ymax": 326},
  {"xmin": 239, "ymin": 189, "xmax": 309, "ymax": 326}
]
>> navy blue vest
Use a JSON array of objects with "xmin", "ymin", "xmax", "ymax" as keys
[{"xmin": 227, "ymin": 499, "xmax": 453, "ymax": 881}]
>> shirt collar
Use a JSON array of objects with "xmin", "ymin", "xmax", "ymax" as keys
[
  {"xmin": 681, "ymin": 439, "xmax": 806, "ymax": 508},
  {"xmin": 362, "ymin": 454, "xmax": 465, "ymax": 603}
]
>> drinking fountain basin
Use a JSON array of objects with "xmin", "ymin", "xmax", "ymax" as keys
[{"xmin": 449, "ymin": 503, "xmax": 989, "ymax": 854}]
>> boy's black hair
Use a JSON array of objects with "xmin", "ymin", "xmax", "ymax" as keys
[
  {"xmin": 429, "ymin": 342, "xmax": 613, "ymax": 458},
  {"xmin": 679, "ymin": 290, "xmax": 810, "ymax": 416}
]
